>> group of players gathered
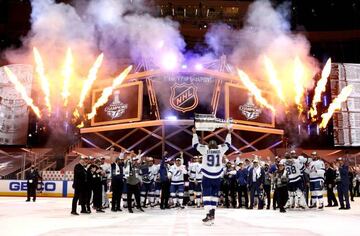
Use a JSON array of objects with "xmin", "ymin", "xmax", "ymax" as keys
[{"xmin": 71, "ymin": 127, "xmax": 359, "ymax": 225}]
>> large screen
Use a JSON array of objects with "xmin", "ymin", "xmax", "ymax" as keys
[
  {"xmin": 0, "ymin": 64, "xmax": 33, "ymax": 145},
  {"xmin": 224, "ymin": 83, "xmax": 275, "ymax": 128},
  {"xmin": 151, "ymin": 73, "xmax": 215, "ymax": 119},
  {"xmin": 91, "ymin": 81, "xmax": 143, "ymax": 126},
  {"xmin": 331, "ymin": 63, "xmax": 360, "ymax": 146}
]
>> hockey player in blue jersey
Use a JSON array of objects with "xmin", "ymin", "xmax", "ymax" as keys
[{"xmin": 192, "ymin": 127, "xmax": 232, "ymax": 225}]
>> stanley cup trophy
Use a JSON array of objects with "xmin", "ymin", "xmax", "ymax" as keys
[{"xmin": 194, "ymin": 113, "xmax": 233, "ymax": 131}]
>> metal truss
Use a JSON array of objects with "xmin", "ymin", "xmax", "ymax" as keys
[{"xmin": 80, "ymin": 120, "xmax": 283, "ymax": 161}]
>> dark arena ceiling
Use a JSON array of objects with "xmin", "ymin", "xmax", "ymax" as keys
[{"xmin": 0, "ymin": 0, "xmax": 360, "ymax": 63}]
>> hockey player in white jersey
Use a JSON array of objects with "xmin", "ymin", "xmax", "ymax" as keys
[
  {"xmin": 168, "ymin": 153, "xmax": 187, "ymax": 209},
  {"xmin": 192, "ymin": 127, "xmax": 231, "ymax": 225},
  {"xmin": 139, "ymin": 157, "xmax": 159, "ymax": 207},
  {"xmin": 280, "ymin": 152, "xmax": 307, "ymax": 209},
  {"xmin": 308, "ymin": 151, "xmax": 326, "ymax": 209}
]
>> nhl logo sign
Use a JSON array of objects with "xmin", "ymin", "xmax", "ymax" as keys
[{"xmin": 170, "ymin": 83, "xmax": 199, "ymax": 113}]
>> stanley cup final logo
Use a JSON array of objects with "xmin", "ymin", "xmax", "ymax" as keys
[
  {"xmin": 170, "ymin": 83, "xmax": 199, "ymax": 113},
  {"xmin": 239, "ymin": 93, "xmax": 262, "ymax": 120},
  {"xmin": 104, "ymin": 90, "xmax": 128, "ymax": 119}
]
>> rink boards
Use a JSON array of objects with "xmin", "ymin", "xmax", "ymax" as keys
[{"xmin": 0, "ymin": 180, "xmax": 75, "ymax": 197}]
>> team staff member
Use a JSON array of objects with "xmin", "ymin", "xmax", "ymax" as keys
[
  {"xmin": 85, "ymin": 156, "xmax": 93, "ymax": 213},
  {"xmin": 124, "ymin": 151, "xmax": 144, "ymax": 213},
  {"xmin": 273, "ymin": 162, "xmax": 288, "ymax": 213},
  {"xmin": 263, "ymin": 163, "xmax": 272, "ymax": 209},
  {"xmin": 248, "ymin": 159, "xmax": 265, "ymax": 209},
  {"xmin": 325, "ymin": 162, "xmax": 338, "ymax": 207},
  {"xmin": 71, "ymin": 156, "xmax": 88, "ymax": 215},
  {"xmin": 236, "ymin": 161, "xmax": 249, "ymax": 208},
  {"xmin": 90, "ymin": 158, "xmax": 105, "ymax": 213},
  {"xmin": 111, "ymin": 156, "xmax": 124, "ymax": 212},
  {"xmin": 160, "ymin": 151, "xmax": 171, "ymax": 210},
  {"xmin": 336, "ymin": 157, "xmax": 351, "ymax": 210},
  {"xmin": 26, "ymin": 165, "xmax": 40, "ymax": 202}
]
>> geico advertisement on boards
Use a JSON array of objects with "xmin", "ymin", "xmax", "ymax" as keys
[{"xmin": 0, "ymin": 180, "xmax": 74, "ymax": 197}]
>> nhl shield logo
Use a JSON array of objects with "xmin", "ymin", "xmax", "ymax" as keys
[{"xmin": 170, "ymin": 83, "xmax": 199, "ymax": 113}]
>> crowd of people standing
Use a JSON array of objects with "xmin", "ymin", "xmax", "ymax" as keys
[{"xmin": 70, "ymin": 148, "xmax": 360, "ymax": 215}]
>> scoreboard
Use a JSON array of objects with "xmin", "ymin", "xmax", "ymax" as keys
[{"xmin": 331, "ymin": 63, "xmax": 360, "ymax": 146}]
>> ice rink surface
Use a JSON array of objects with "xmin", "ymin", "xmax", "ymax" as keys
[{"xmin": 0, "ymin": 197, "xmax": 359, "ymax": 236}]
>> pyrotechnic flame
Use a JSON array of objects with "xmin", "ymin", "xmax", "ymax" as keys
[
  {"xmin": 310, "ymin": 58, "xmax": 331, "ymax": 119},
  {"xmin": 263, "ymin": 56, "xmax": 286, "ymax": 104},
  {"xmin": 4, "ymin": 66, "xmax": 41, "ymax": 118},
  {"xmin": 73, "ymin": 108, "xmax": 80, "ymax": 119},
  {"xmin": 87, "ymin": 65, "xmax": 133, "ymax": 120},
  {"xmin": 77, "ymin": 122, "xmax": 84, "ymax": 129},
  {"xmin": 33, "ymin": 47, "xmax": 51, "ymax": 113},
  {"xmin": 236, "ymin": 69, "xmax": 275, "ymax": 113},
  {"xmin": 78, "ymin": 53, "xmax": 104, "ymax": 108},
  {"xmin": 293, "ymin": 57, "xmax": 305, "ymax": 114},
  {"xmin": 61, "ymin": 48, "xmax": 73, "ymax": 107},
  {"xmin": 319, "ymin": 85, "xmax": 353, "ymax": 129}
]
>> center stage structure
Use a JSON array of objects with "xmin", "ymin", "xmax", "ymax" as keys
[{"xmin": 79, "ymin": 56, "xmax": 284, "ymax": 160}]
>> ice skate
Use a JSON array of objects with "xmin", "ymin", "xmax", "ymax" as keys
[{"xmin": 202, "ymin": 214, "xmax": 214, "ymax": 226}]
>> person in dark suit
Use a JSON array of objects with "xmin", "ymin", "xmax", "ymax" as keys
[
  {"xmin": 84, "ymin": 156, "xmax": 93, "ymax": 213},
  {"xmin": 325, "ymin": 162, "xmax": 338, "ymax": 207},
  {"xmin": 71, "ymin": 156, "xmax": 88, "ymax": 215},
  {"xmin": 110, "ymin": 156, "xmax": 124, "ymax": 212},
  {"xmin": 90, "ymin": 158, "xmax": 105, "ymax": 213},
  {"xmin": 336, "ymin": 158, "xmax": 350, "ymax": 210},
  {"xmin": 248, "ymin": 159, "xmax": 265, "ymax": 209},
  {"xmin": 349, "ymin": 166, "xmax": 355, "ymax": 202},
  {"xmin": 223, "ymin": 162, "xmax": 237, "ymax": 208},
  {"xmin": 26, "ymin": 165, "xmax": 40, "ymax": 202},
  {"xmin": 160, "ymin": 151, "xmax": 171, "ymax": 210},
  {"xmin": 236, "ymin": 161, "xmax": 249, "ymax": 208}
]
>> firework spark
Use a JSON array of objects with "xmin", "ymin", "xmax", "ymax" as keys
[
  {"xmin": 293, "ymin": 57, "xmax": 305, "ymax": 114},
  {"xmin": 78, "ymin": 53, "xmax": 104, "ymax": 108},
  {"xmin": 61, "ymin": 48, "xmax": 73, "ymax": 107},
  {"xmin": 310, "ymin": 58, "xmax": 331, "ymax": 119},
  {"xmin": 87, "ymin": 65, "xmax": 133, "ymax": 120},
  {"xmin": 33, "ymin": 47, "xmax": 51, "ymax": 113},
  {"xmin": 264, "ymin": 56, "xmax": 286, "ymax": 104},
  {"xmin": 319, "ymin": 85, "xmax": 353, "ymax": 129},
  {"xmin": 236, "ymin": 69, "xmax": 275, "ymax": 113}
]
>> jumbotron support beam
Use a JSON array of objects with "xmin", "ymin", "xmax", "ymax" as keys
[{"xmin": 81, "ymin": 120, "xmax": 284, "ymax": 135}]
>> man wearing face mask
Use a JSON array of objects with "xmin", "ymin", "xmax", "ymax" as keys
[
  {"xmin": 26, "ymin": 165, "xmax": 40, "ymax": 202},
  {"xmin": 71, "ymin": 156, "xmax": 88, "ymax": 215},
  {"xmin": 263, "ymin": 163, "xmax": 272, "ymax": 209},
  {"xmin": 248, "ymin": 158, "xmax": 265, "ymax": 209}
]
